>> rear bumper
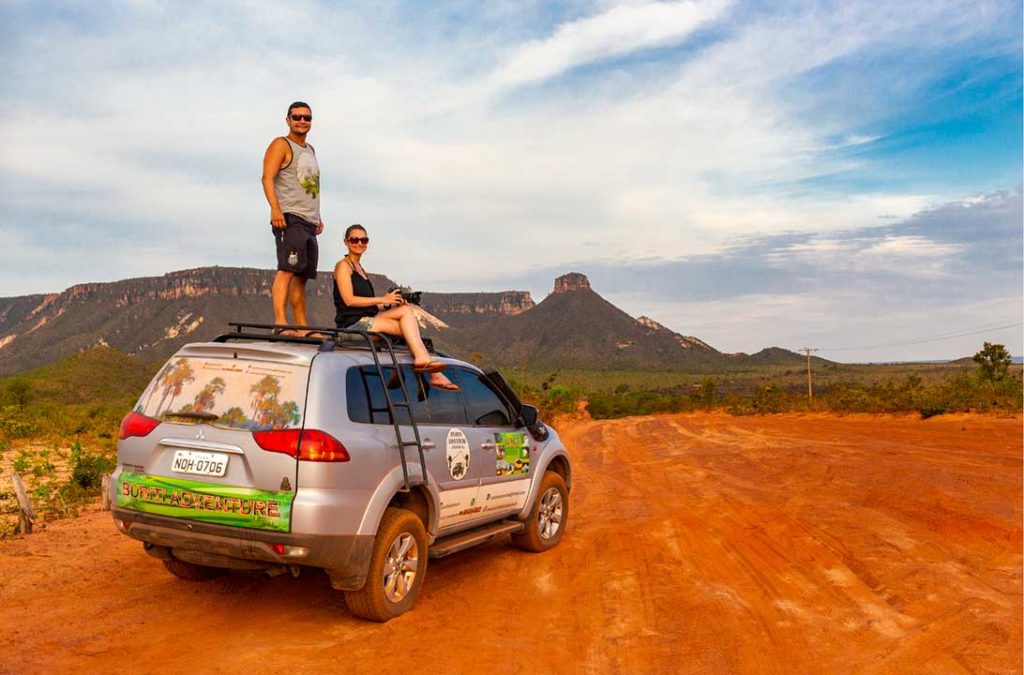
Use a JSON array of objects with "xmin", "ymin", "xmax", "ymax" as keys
[{"xmin": 112, "ymin": 507, "xmax": 373, "ymax": 590}]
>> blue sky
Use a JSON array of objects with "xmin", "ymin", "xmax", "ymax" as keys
[{"xmin": 1, "ymin": 0, "xmax": 1020, "ymax": 361}]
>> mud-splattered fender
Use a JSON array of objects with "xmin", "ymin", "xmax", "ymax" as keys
[{"xmin": 356, "ymin": 463, "xmax": 443, "ymax": 540}]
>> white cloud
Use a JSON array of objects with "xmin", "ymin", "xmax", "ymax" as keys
[
  {"xmin": 490, "ymin": 0, "xmax": 733, "ymax": 88},
  {"xmin": 764, "ymin": 232, "xmax": 962, "ymax": 278}
]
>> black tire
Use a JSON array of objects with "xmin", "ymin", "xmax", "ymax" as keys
[
  {"xmin": 512, "ymin": 471, "xmax": 568, "ymax": 552},
  {"xmin": 162, "ymin": 558, "xmax": 226, "ymax": 582},
  {"xmin": 344, "ymin": 508, "xmax": 428, "ymax": 622}
]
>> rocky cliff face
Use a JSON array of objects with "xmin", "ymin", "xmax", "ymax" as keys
[
  {"xmin": 552, "ymin": 272, "xmax": 591, "ymax": 294},
  {"xmin": 0, "ymin": 267, "xmax": 530, "ymax": 375},
  {"xmin": 419, "ymin": 291, "xmax": 534, "ymax": 328},
  {"xmin": 636, "ymin": 315, "xmax": 714, "ymax": 350}
]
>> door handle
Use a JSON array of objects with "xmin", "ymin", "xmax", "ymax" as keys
[
  {"xmin": 421, "ymin": 439, "xmax": 436, "ymax": 451},
  {"xmin": 480, "ymin": 441, "xmax": 496, "ymax": 450}
]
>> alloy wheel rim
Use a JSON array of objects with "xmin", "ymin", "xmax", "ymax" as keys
[
  {"xmin": 537, "ymin": 487, "xmax": 563, "ymax": 540},
  {"xmin": 382, "ymin": 532, "xmax": 419, "ymax": 602}
]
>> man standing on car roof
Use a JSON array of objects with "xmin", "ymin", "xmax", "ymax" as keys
[{"xmin": 261, "ymin": 101, "xmax": 325, "ymax": 334}]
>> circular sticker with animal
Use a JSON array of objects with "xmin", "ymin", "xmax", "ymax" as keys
[{"xmin": 446, "ymin": 428, "xmax": 470, "ymax": 480}]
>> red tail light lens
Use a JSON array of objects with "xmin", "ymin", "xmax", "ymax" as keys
[
  {"xmin": 253, "ymin": 429, "xmax": 301, "ymax": 457},
  {"xmin": 118, "ymin": 411, "xmax": 160, "ymax": 440},
  {"xmin": 297, "ymin": 430, "xmax": 350, "ymax": 462},
  {"xmin": 252, "ymin": 429, "xmax": 350, "ymax": 462}
]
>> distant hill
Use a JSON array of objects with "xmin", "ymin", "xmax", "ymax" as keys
[
  {"xmin": 0, "ymin": 267, "xmax": 529, "ymax": 375},
  {"xmin": 451, "ymin": 273, "xmax": 802, "ymax": 371},
  {"xmin": 0, "ymin": 267, "xmax": 819, "ymax": 375},
  {"xmin": 5, "ymin": 346, "xmax": 158, "ymax": 406}
]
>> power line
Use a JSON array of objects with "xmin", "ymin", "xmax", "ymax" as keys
[{"xmin": 816, "ymin": 321, "xmax": 1023, "ymax": 352}]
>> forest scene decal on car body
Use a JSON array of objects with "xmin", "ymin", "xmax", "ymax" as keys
[{"xmin": 135, "ymin": 357, "xmax": 304, "ymax": 430}]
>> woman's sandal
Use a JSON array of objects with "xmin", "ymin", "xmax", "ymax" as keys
[
  {"xmin": 430, "ymin": 380, "xmax": 460, "ymax": 392},
  {"xmin": 412, "ymin": 361, "xmax": 447, "ymax": 373}
]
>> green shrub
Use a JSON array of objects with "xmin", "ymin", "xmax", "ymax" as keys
[
  {"xmin": 697, "ymin": 378, "xmax": 717, "ymax": 411},
  {"xmin": 69, "ymin": 441, "xmax": 115, "ymax": 491},
  {"xmin": 4, "ymin": 378, "xmax": 31, "ymax": 408},
  {"xmin": 750, "ymin": 385, "xmax": 794, "ymax": 414},
  {"xmin": 0, "ymin": 405, "xmax": 38, "ymax": 438}
]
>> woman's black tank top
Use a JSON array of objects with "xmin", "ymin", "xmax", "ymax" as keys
[{"xmin": 333, "ymin": 259, "xmax": 378, "ymax": 327}]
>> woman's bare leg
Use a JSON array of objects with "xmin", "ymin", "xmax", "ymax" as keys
[
  {"xmin": 370, "ymin": 306, "xmax": 456, "ymax": 387},
  {"xmin": 370, "ymin": 306, "xmax": 431, "ymax": 364}
]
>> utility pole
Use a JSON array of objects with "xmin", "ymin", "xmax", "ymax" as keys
[{"xmin": 801, "ymin": 347, "xmax": 819, "ymax": 401}]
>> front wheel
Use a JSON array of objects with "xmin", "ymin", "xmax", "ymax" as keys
[
  {"xmin": 344, "ymin": 507, "xmax": 427, "ymax": 622},
  {"xmin": 512, "ymin": 471, "xmax": 568, "ymax": 552}
]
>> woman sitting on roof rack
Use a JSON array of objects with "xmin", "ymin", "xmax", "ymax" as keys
[{"xmin": 333, "ymin": 224, "xmax": 459, "ymax": 391}]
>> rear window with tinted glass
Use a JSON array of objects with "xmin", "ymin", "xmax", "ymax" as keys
[{"xmin": 135, "ymin": 356, "xmax": 307, "ymax": 430}]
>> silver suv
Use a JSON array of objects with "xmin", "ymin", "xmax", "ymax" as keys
[{"xmin": 110, "ymin": 323, "xmax": 572, "ymax": 621}]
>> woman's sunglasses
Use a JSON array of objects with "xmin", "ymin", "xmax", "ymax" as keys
[
  {"xmin": 289, "ymin": 114, "xmax": 312, "ymax": 122},
  {"xmin": 347, "ymin": 237, "xmax": 370, "ymax": 245}
]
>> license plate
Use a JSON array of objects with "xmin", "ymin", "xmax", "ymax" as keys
[{"xmin": 171, "ymin": 450, "xmax": 228, "ymax": 477}]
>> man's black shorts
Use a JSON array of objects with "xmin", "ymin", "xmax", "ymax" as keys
[{"xmin": 272, "ymin": 213, "xmax": 319, "ymax": 279}]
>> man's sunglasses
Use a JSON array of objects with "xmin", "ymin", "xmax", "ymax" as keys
[
  {"xmin": 289, "ymin": 114, "xmax": 312, "ymax": 122},
  {"xmin": 347, "ymin": 237, "xmax": 370, "ymax": 244}
]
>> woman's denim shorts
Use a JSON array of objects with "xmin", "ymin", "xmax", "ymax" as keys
[{"xmin": 343, "ymin": 316, "xmax": 374, "ymax": 332}]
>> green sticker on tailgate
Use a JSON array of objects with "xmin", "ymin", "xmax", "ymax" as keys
[{"xmin": 117, "ymin": 471, "xmax": 293, "ymax": 532}]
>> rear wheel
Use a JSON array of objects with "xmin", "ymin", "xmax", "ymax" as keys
[
  {"xmin": 512, "ymin": 471, "xmax": 568, "ymax": 552},
  {"xmin": 344, "ymin": 508, "xmax": 427, "ymax": 622},
  {"xmin": 162, "ymin": 558, "xmax": 226, "ymax": 581}
]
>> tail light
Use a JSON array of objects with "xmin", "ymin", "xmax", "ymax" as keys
[
  {"xmin": 118, "ymin": 411, "xmax": 160, "ymax": 440},
  {"xmin": 252, "ymin": 429, "xmax": 350, "ymax": 462}
]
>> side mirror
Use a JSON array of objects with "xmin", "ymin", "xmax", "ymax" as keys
[
  {"xmin": 518, "ymin": 404, "xmax": 548, "ymax": 441},
  {"xmin": 519, "ymin": 404, "xmax": 538, "ymax": 427}
]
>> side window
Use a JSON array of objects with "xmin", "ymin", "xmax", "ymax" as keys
[
  {"xmin": 460, "ymin": 369, "xmax": 512, "ymax": 426},
  {"xmin": 347, "ymin": 366, "xmax": 401, "ymax": 424},
  {"xmin": 346, "ymin": 366, "xmax": 450, "ymax": 426},
  {"xmin": 424, "ymin": 369, "xmax": 467, "ymax": 425},
  {"xmin": 398, "ymin": 365, "xmax": 432, "ymax": 424}
]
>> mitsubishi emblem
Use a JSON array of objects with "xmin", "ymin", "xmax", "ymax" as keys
[{"xmin": 195, "ymin": 428, "xmax": 205, "ymax": 441}]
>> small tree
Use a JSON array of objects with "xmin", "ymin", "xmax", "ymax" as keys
[
  {"xmin": 6, "ymin": 377, "xmax": 31, "ymax": 408},
  {"xmin": 698, "ymin": 377, "xmax": 717, "ymax": 411},
  {"xmin": 973, "ymin": 342, "xmax": 1012, "ymax": 382}
]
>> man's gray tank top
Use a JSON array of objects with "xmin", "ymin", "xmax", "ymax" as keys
[{"xmin": 274, "ymin": 137, "xmax": 321, "ymax": 224}]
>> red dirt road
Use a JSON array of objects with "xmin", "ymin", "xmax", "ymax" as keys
[{"xmin": 1, "ymin": 413, "xmax": 1021, "ymax": 674}]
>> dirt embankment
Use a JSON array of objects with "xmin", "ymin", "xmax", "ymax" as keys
[{"xmin": 1, "ymin": 412, "xmax": 1021, "ymax": 674}]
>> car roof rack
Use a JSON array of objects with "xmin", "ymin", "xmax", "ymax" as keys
[{"xmin": 213, "ymin": 322, "xmax": 447, "ymax": 357}]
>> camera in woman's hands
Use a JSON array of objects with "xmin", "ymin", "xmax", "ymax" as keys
[{"xmin": 388, "ymin": 287, "xmax": 422, "ymax": 305}]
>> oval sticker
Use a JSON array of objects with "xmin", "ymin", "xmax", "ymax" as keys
[{"xmin": 446, "ymin": 428, "xmax": 470, "ymax": 480}]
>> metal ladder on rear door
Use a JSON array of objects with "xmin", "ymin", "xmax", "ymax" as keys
[
  {"xmin": 220, "ymin": 322, "xmax": 428, "ymax": 492},
  {"xmin": 361, "ymin": 332, "xmax": 428, "ymax": 492}
]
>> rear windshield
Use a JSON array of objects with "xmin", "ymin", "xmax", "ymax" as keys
[{"xmin": 134, "ymin": 356, "xmax": 307, "ymax": 430}]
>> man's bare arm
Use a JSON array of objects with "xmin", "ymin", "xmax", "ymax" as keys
[{"xmin": 261, "ymin": 139, "xmax": 289, "ymax": 229}]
